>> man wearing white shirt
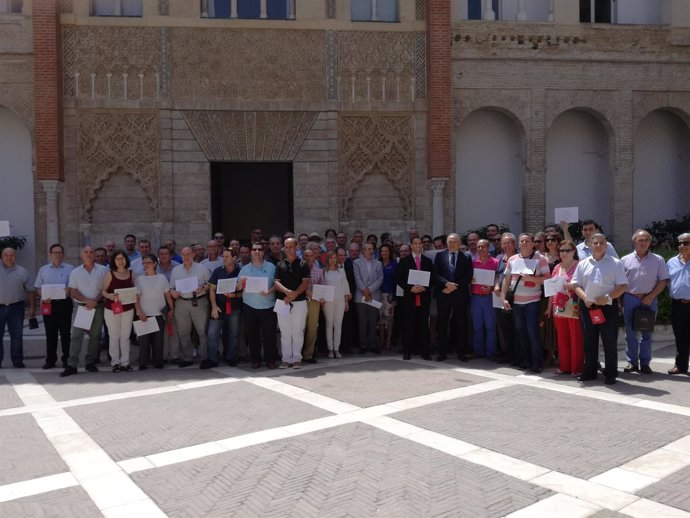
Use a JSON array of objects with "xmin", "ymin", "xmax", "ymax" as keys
[
  {"xmin": 169, "ymin": 247, "xmax": 210, "ymax": 368},
  {"xmin": 201, "ymin": 239, "xmax": 223, "ymax": 274},
  {"xmin": 34, "ymin": 243, "xmax": 74, "ymax": 369}
]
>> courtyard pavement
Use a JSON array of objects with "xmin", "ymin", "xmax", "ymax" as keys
[{"xmin": 1, "ymin": 323, "xmax": 689, "ymax": 517}]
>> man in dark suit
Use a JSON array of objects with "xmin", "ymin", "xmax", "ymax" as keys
[
  {"xmin": 396, "ymin": 237, "xmax": 434, "ymax": 360},
  {"xmin": 434, "ymin": 233, "xmax": 473, "ymax": 361}
]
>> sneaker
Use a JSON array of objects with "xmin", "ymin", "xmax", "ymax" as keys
[
  {"xmin": 640, "ymin": 364, "xmax": 653, "ymax": 374},
  {"xmin": 292, "ymin": 362, "xmax": 302, "ymax": 369},
  {"xmin": 327, "ymin": 351, "xmax": 335, "ymax": 359},
  {"xmin": 112, "ymin": 364, "xmax": 121, "ymax": 373},
  {"xmin": 121, "ymin": 365, "xmax": 133, "ymax": 372},
  {"xmin": 623, "ymin": 363, "xmax": 639, "ymax": 373},
  {"xmin": 334, "ymin": 351, "xmax": 342, "ymax": 359},
  {"xmin": 279, "ymin": 362, "xmax": 291, "ymax": 369}
]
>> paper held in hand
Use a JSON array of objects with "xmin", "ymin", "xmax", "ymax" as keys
[
  {"xmin": 244, "ymin": 276, "xmax": 269, "ymax": 294},
  {"xmin": 543, "ymin": 276, "xmax": 566, "ymax": 298},
  {"xmin": 312, "ymin": 284, "xmax": 335, "ymax": 302},
  {"xmin": 585, "ymin": 284, "xmax": 612, "ymax": 304},
  {"xmin": 73, "ymin": 305, "xmax": 95, "ymax": 330},
  {"xmin": 133, "ymin": 317, "xmax": 160, "ymax": 337},
  {"xmin": 492, "ymin": 293, "xmax": 503, "ymax": 309},
  {"xmin": 555, "ymin": 207, "xmax": 579, "ymax": 223},
  {"xmin": 273, "ymin": 298, "xmax": 290, "ymax": 316},
  {"xmin": 175, "ymin": 277, "xmax": 198, "ymax": 295},
  {"xmin": 510, "ymin": 258, "xmax": 538, "ymax": 276},
  {"xmin": 361, "ymin": 296, "xmax": 383, "ymax": 309},
  {"xmin": 41, "ymin": 284, "xmax": 67, "ymax": 300},
  {"xmin": 216, "ymin": 277, "xmax": 238, "ymax": 295},
  {"xmin": 472, "ymin": 268, "xmax": 495, "ymax": 287},
  {"xmin": 407, "ymin": 269, "xmax": 431, "ymax": 287},
  {"xmin": 114, "ymin": 287, "xmax": 137, "ymax": 305}
]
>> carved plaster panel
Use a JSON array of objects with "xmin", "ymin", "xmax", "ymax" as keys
[
  {"xmin": 415, "ymin": 0, "xmax": 426, "ymax": 20},
  {"xmin": 77, "ymin": 111, "xmax": 160, "ymax": 221},
  {"xmin": 340, "ymin": 114, "xmax": 414, "ymax": 220},
  {"xmin": 171, "ymin": 29, "xmax": 326, "ymax": 101},
  {"xmin": 181, "ymin": 111, "xmax": 319, "ymax": 162},
  {"xmin": 337, "ymin": 31, "xmax": 416, "ymax": 102}
]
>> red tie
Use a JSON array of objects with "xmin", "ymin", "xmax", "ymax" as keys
[{"xmin": 414, "ymin": 256, "xmax": 421, "ymax": 307}]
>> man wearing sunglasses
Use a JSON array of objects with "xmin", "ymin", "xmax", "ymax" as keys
[{"xmin": 667, "ymin": 233, "xmax": 690, "ymax": 375}]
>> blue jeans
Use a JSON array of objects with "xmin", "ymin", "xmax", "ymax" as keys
[
  {"xmin": 207, "ymin": 310, "xmax": 240, "ymax": 362},
  {"xmin": 623, "ymin": 293, "xmax": 657, "ymax": 366},
  {"xmin": 471, "ymin": 295, "xmax": 496, "ymax": 356},
  {"xmin": 0, "ymin": 301, "xmax": 25, "ymax": 366},
  {"xmin": 513, "ymin": 301, "xmax": 542, "ymax": 369}
]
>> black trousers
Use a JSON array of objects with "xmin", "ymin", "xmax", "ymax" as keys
[
  {"xmin": 403, "ymin": 300, "xmax": 430, "ymax": 355},
  {"xmin": 437, "ymin": 295, "xmax": 468, "ymax": 357},
  {"xmin": 244, "ymin": 305, "xmax": 279, "ymax": 364},
  {"xmin": 44, "ymin": 299, "xmax": 73, "ymax": 366},
  {"xmin": 580, "ymin": 301, "xmax": 619, "ymax": 380},
  {"xmin": 671, "ymin": 300, "xmax": 690, "ymax": 371},
  {"xmin": 137, "ymin": 316, "xmax": 165, "ymax": 367}
]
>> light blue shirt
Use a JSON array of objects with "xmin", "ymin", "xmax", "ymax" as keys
[
  {"xmin": 667, "ymin": 255, "xmax": 690, "ymax": 300},
  {"xmin": 577, "ymin": 241, "xmax": 619, "ymax": 260},
  {"xmin": 34, "ymin": 262, "xmax": 74, "ymax": 289},
  {"xmin": 239, "ymin": 261, "xmax": 276, "ymax": 310}
]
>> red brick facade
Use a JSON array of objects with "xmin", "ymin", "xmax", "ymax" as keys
[
  {"xmin": 425, "ymin": 0, "xmax": 452, "ymax": 179},
  {"xmin": 32, "ymin": 0, "xmax": 63, "ymax": 181}
]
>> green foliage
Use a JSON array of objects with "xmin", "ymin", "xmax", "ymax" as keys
[
  {"xmin": 0, "ymin": 235, "xmax": 27, "ymax": 251},
  {"xmin": 652, "ymin": 247, "xmax": 678, "ymax": 325},
  {"xmin": 644, "ymin": 214, "xmax": 690, "ymax": 249}
]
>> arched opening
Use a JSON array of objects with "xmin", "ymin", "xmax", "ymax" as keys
[
  {"xmin": 0, "ymin": 106, "xmax": 34, "ymax": 270},
  {"xmin": 456, "ymin": 108, "xmax": 524, "ymax": 234},
  {"xmin": 633, "ymin": 110, "xmax": 690, "ymax": 228},
  {"xmin": 546, "ymin": 109, "xmax": 611, "ymax": 232}
]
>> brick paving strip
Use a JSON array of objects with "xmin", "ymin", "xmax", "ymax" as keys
[{"xmin": 1, "ymin": 356, "xmax": 689, "ymax": 517}]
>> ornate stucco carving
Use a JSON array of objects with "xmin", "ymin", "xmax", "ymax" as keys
[
  {"xmin": 340, "ymin": 114, "xmax": 414, "ymax": 220},
  {"xmin": 171, "ymin": 29, "xmax": 326, "ymax": 101},
  {"xmin": 181, "ymin": 111, "xmax": 319, "ymax": 162},
  {"xmin": 77, "ymin": 111, "xmax": 160, "ymax": 221}
]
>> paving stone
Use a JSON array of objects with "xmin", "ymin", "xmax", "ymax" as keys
[
  {"xmin": 66, "ymin": 382, "xmax": 331, "ymax": 461},
  {"xmin": 0, "ymin": 375, "xmax": 23, "ymax": 410},
  {"xmin": 132, "ymin": 422, "xmax": 552, "ymax": 518},
  {"xmin": 278, "ymin": 359, "xmax": 490, "ymax": 407},
  {"xmin": 0, "ymin": 486, "xmax": 102, "ymax": 517},
  {"xmin": 639, "ymin": 464, "xmax": 690, "ymax": 512},
  {"xmin": 34, "ymin": 368, "xmax": 233, "ymax": 402},
  {"xmin": 0, "ymin": 414, "xmax": 68, "ymax": 485},
  {"xmin": 589, "ymin": 511, "xmax": 630, "ymax": 518},
  {"xmin": 393, "ymin": 385, "xmax": 690, "ymax": 479}
]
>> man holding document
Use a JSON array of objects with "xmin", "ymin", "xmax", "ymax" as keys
[
  {"xmin": 354, "ymin": 243, "xmax": 384, "ymax": 354},
  {"xmin": 208, "ymin": 247, "xmax": 242, "ymax": 368},
  {"xmin": 396, "ymin": 237, "xmax": 434, "ymax": 360}
]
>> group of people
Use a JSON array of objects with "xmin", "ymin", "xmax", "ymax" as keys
[{"xmin": 1, "ymin": 223, "xmax": 689, "ymax": 385}]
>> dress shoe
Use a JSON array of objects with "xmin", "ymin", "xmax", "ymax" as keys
[
  {"xmin": 623, "ymin": 363, "xmax": 639, "ymax": 373},
  {"xmin": 60, "ymin": 366, "xmax": 78, "ymax": 377},
  {"xmin": 371, "ymin": 349, "xmax": 381, "ymax": 355},
  {"xmin": 458, "ymin": 355, "xmax": 469, "ymax": 362},
  {"xmin": 226, "ymin": 359, "xmax": 238, "ymax": 367},
  {"xmin": 42, "ymin": 363, "xmax": 56, "ymax": 370},
  {"xmin": 421, "ymin": 354, "xmax": 432, "ymax": 361},
  {"xmin": 85, "ymin": 363, "xmax": 98, "ymax": 372},
  {"xmin": 13, "ymin": 362, "xmax": 25, "ymax": 368},
  {"xmin": 267, "ymin": 362, "xmax": 278, "ymax": 369},
  {"xmin": 577, "ymin": 375, "xmax": 597, "ymax": 382},
  {"xmin": 529, "ymin": 367, "xmax": 543, "ymax": 374},
  {"xmin": 199, "ymin": 359, "xmax": 217, "ymax": 370},
  {"xmin": 436, "ymin": 354, "xmax": 447, "ymax": 362},
  {"xmin": 138, "ymin": 365, "xmax": 148, "ymax": 371},
  {"xmin": 251, "ymin": 362, "xmax": 262, "ymax": 369},
  {"xmin": 178, "ymin": 360, "xmax": 193, "ymax": 368},
  {"xmin": 121, "ymin": 365, "xmax": 133, "ymax": 372},
  {"xmin": 304, "ymin": 358, "xmax": 317, "ymax": 364},
  {"xmin": 403, "ymin": 353, "xmax": 411, "ymax": 360},
  {"xmin": 604, "ymin": 377, "xmax": 616, "ymax": 385},
  {"xmin": 640, "ymin": 364, "xmax": 653, "ymax": 374},
  {"xmin": 668, "ymin": 366, "xmax": 687, "ymax": 375},
  {"xmin": 154, "ymin": 363, "xmax": 164, "ymax": 369}
]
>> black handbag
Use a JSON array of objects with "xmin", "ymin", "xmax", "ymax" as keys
[{"xmin": 633, "ymin": 308, "xmax": 655, "ymax": 332}]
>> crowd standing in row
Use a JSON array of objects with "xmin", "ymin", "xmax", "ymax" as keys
[{"xmin": 1, "ymin": 223, "xmax": 689, "ymax": 385}]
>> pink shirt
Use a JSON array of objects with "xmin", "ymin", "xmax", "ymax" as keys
[{"xmin": 471, "ymin": 256, "xmax": 498, "ymax": 295}]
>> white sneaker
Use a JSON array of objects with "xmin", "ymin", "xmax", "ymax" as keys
[{"xmin": 279, "ymin": 362, "xmax": 290, "ymax": 369}]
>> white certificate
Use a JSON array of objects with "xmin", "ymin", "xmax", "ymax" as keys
[
  {"xmin": 407, "ymin": 269, "xmax": 431, "ymax": 287},
  {"xmin": 175, "ymin": 277, "xmax": 198, "ymax": 295},
  {"xmin": 74, "ymin": 305, "xmax": 95, "ymax": 330},
  {"xmin": 543, "ymin": 276, "xmax": 566, "ymax": 298},
  {"xmin": 41, "ymin": 284, "xmax": 67, "ymax": 300},
  {"xmin": 492, "ymin": 293, "xmax": 503, "ymax": 309},
  {"xmin": 216, "ymin": 278, "xmax": 238, "ymax": 295},
  {"xmin": 584, "ymin": 283, "xmax": 612, "ymax": 305},
  {"xmin": 244, "ymin": 276, "xmax": 269, "ymax": 294},
  {"xmin": 133, "ymin": 317, "xmax": 160, "ymax": 337},
  {"xmin": 361, "ymin": 296, "xmax": 383, "ymax": 309},
  {"xmin": 555, "ymin": 207, "xmax": 579, "ymax": 224},
  {"xmin": 472, "ymin": 268, "xmax": 495, "ymax": 287},
  {"xmin": 273, "ymin": 298, "xmax": 291, "ymax": 316},
  {"xmin": 396, "ymin": 285, "xmax": 404, "ymax": 297},
  {"xmin": 0, "ymin": 220, "xmax": 9, "ymax": 237},
  {"xmin": 114, "ymin": 287, "xmax": 137, "ymax": 305},
  {"xmin": 510, "ymin": 258, "xmax": 538, "ymax": 276},
  {"xmin": 312, "ymin": 284, "xmax": 335, "ymax": 302}
]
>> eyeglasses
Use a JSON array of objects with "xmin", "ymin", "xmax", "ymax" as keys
[
  {"xmin": 559, "ymin": 249, "xmax": 574, "ymax": 253},
  {"xmin": 534, "ymin": 240, "xmax": 543, "ymax": 243},
  {"xmin": 422, "ymin": 240, "xmax": 431, "ymax": 244},
  {"xmin": 679, "ymin": 241, "xmax": 690, "ymax": 246},
  {"xmin": 214, "ymin": 235, "xmax": 224, "ymax": 239},
  {"xmin": 545, "ymin": 238, "xmax": 557, "ymax": 242},
  {"xmin": 251, "ymin": 248, "xmax": 263, "ymax": 252}
]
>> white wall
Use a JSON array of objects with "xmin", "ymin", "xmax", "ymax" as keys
[
  {"xmin": 546, "ymin": 110, "xmax": 611, "ymax": 232},
  {"xmin": 633, "ymin": 110, "xmax": 690, "ymax": 228},
  {"xmin": 456, "ymin": 109, "xmax": 524, "ymax": 234},
  {"xmin": 0, "ymin": 106, "xmax": 35, "ymax": 273}
]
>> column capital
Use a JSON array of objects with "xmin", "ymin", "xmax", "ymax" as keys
[
  {"xmin": 429, "ymin": 177, "xmax": 448, "ymax": 196},
  {"xmin": 40, "ymin": 179, "xmax": 61, "ymax": 198}
]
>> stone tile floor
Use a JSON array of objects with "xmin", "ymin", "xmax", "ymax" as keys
[{"xmin": 0, "ymin": 326, "xmax": 689, "ymax": 517}]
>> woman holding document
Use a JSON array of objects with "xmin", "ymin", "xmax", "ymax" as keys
[
  {"xmin": 322, "ymin": 251, "xmax": 351, "ymax": 358},
  {"xmin": 134, "ymin": 254, "xmax": 173, "ymax": 370},
  {"xmin": 102, "ymin": 250, "xmax": 136, "ymax": 372}
]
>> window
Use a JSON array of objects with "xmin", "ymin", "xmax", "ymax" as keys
[
  {"xmin": 580, "ymin": 0, "xmax": 611, "ymax": 23},
  {"xmin": 93, "ymin": 0, "xmax": 142, "ymax": 17},
  {"xmin": 351, "ymin": 0, "xmax": 398, "ymax": 22},
  {"xmin": 237, "ymin": 0, "xmax": 260, "ymax": 19},
  {"xmin": 0, "ymin": 0, "xmax": 22, "ymax": 13},
  {"xmin": 206, "ymin": 0, "xmax": 292, "ymax": 20}
]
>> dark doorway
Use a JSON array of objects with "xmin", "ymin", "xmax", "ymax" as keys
[{"xmin": 211, "ymin": 162, "xmax": 294, "ymax": 242}]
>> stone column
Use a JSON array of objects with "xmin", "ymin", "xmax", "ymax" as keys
[
  {"xmin": 517, "ymin": 0, "xmax": 527, "ymax": 20},
  {"xmin": 41, "ymin": 180, "xmax": 60, "ymax": 249},
  {"xmin": 371, "ymin": 0, "xmax": 378, "ymax": 21},
  {"xmin": 79, "ymin": 223, "xmax": 92, "ymax": 247},
  {"xmin": 260, "ymin": 0, "xmax": 267, "ymax": 18},
  {"xmin": 548, "ymin": 0, "xmax": 555, "ymax": 21},
  {"xmin": 152, "ymin": 222, "xmax": 163, "ymax": 251},
  {"xmin": 231, "ymin": 0, "xmax": 238, "ymax": 18},
  {"xmin": 430, "ymin": 178, "xmax": 448, "ymax": 236},
  {"xmin": 483, "ymin": 0, "xmax": 496, "ymax": 20},
  {"xmin": 286, "ymin": 0, "xmax": 295, "ymax": 19}
]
